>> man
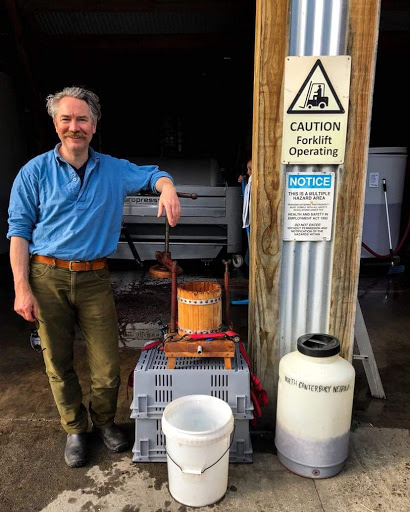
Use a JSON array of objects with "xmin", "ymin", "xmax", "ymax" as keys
[
  {"xmin": 237, "ymin": 159, "xmax": 252, "ymax": 184},
  {"xmin": 238, "ymin": 159, "xmax": 252, "ymax": 266},
  {"xmin": 7, "ymin": 86, "xmax": 180, "ymax": 468}
]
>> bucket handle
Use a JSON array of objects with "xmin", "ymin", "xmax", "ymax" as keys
[{"xmin": 164, "ymin": 425, "xmax": 236, "ymax": 475}]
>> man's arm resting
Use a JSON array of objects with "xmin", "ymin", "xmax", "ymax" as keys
[
  {"xmin": 155, "ymin": 177, "xmax": 181, "ymax": 227},
  {"xmin": 10, "ymin": 236, "xmax": 38, "ymax": 322}
]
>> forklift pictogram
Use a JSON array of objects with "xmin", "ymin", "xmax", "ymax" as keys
[
  {"xmin": 286, "ymin": 59, "xmax": 346, "ymax": 115},
  {"xmin": 301, "ymin": 82, "xmax": 329, "ymax": 109}
]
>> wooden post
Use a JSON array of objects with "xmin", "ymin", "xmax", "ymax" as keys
[
  {"xmin": 248, "ymin": 0, "xmax": 290, "ymax": 422},
  {"xmin": 249, "ymin": 0, "xmax": 380, "ymax": 423},
  {"xmin": 329, "ymin": 1, "xmax": 380, "ymax": 361}
]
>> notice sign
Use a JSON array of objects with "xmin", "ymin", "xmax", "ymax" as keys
[
  {"xmin": 282, "ymin": 56, "xmax": 351, "ymax": 164},
  {"xmin": 283, "ymin": 172, "xmax": 335, "ymax": 241}
]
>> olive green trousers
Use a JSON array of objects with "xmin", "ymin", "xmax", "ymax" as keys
[{"xmin": 30, "ymin": 261, "xmax": 120, "ymax": 434}]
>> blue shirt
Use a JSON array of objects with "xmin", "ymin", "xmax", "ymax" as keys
[{"xmin": 7, "ymin": 145, "xmax": 173, "ymax": 260}]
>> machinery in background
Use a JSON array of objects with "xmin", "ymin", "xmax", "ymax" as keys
[
  {"xmin": 110, "ymin": 158, "xmax": 243, "ymax": 263},
  {"xmin": 361, "ymin": 147, "xmax": 407, "ymax": 258}
]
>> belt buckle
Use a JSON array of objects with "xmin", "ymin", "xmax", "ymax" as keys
[{"xmin": 69, "ymin": 260, "xmax": 81, "ymax": 271}]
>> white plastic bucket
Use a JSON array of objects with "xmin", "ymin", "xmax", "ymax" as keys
[{"xmin": 161, "ymin": 395, "xmax": 234, "ymax": 507}]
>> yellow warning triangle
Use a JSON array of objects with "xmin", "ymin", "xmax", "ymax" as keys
[{"xmin": 287, "ymin": 59, "xmax": 345, "ymax": 114}]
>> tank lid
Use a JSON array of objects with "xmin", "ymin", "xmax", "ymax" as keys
[{"xmin": 297, "ymin": 333, "xmax": 340, "ymax": 358}]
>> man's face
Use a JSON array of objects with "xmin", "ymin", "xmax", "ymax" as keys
[
  {"xmin": 247, "ymin": 160, "xmax": 252, "ymax": 176},
  {"xmin": 53, "ymin": 97, "xmax": 96, "ymax": 155}
]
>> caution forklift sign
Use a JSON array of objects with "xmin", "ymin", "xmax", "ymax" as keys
[{"xmin": 282, "ymin": 56, "xmax": 351, "ymax": 164}]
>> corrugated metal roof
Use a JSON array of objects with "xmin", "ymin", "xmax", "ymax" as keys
[{"xmin": 34, "ymin": 10, "xmax": 233, "ymax": 36}]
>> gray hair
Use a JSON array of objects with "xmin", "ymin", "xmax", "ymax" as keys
[{"xmin": 46, "ymin": 86, "xmax": 101, "ymax": 122}]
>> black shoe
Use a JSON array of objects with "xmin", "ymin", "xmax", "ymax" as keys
[
  {"xmin": 64, "ymin": 433, "xmax": 87, "ymax": 468},
  {"xmin": 93, "ymin": 424, "xmax": 129, "ymax": 453}
]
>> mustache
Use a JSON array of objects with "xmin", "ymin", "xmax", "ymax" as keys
[{"xmin": 64, "ymin": 132, "xmax": 85, "ymax": 139}]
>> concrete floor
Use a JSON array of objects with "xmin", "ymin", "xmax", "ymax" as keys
[{"xmin": 0, "ymin": 255, "xmax": 409, "ymax": 512}]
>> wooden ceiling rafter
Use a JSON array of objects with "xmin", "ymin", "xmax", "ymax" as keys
[
  {"xmin": 11, "ymin": 0, "xmax": 255, "ymax": 55},
  {"xmin": 37, "ymin": 32, "xmax": 236, "ymax": 52},
  {"xmin": 19, "ymin": 0, "xmax": 244, "ymax": 13}
]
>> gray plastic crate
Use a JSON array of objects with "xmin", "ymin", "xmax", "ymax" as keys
[
  {"xmin": 130, "ymin": 344, "xmax": 253, "ymax": 419},
  {"xmin": 132, "ymin": 417, "xmax": 252, "ymax": 464}
]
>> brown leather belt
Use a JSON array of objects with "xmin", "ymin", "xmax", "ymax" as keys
[{"xmin": 32, "ymin": 255, "xmax": 107, "ymax": 271}]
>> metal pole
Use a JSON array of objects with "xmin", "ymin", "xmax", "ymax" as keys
[
  {"xmin": 165, "ymin": 218, "xmax": 170, "ymax": 253},
  {"xmin": 222, "ymin": 259, "xmax": 231, "ymax": 327},
  {"xmin": 279, "ymin": 0, "xmax": 348, "ymax": 357},
  {"xmin": 170, "ymin": 260, "xmax": 178, "ymax": 334}
]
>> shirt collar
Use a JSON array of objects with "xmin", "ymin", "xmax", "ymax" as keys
[{"xmin": 53, "ymin": 143, "xmax": 98, "ymax": 166}]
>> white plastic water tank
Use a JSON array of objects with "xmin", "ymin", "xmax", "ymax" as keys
[
  {"xmin": 361, "ymin": 147, "xmax": 407, "ymax": 257},
  {"xmin": 275, "ymin": 334, "xmax": 355, "ymax": 479}
]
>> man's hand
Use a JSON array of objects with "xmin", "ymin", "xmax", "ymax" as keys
[
  {"xmin": 155, "ymin": 178, "xmax": 181, "ymax": 227},
  {"xmin": 14, "ymin": 282, "xmax": 39, "ymax": 322}
]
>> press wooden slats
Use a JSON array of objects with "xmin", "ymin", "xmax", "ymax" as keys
[{"xmin": 177, "ymin": 281, "xmax": 222, "ymax": 335}]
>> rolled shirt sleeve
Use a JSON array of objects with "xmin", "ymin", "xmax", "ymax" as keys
[
  {"xmin": 7, "ymin": 166, "xmax": 39, "ymax": 242},
  {"xmin": 121, "ymin": 160, "xmax": 174, "ymax": 196}
]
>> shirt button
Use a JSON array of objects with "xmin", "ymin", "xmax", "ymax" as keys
[{"xmin": 73, "ymin": 177, "xmax": 78, "ymax": 182}]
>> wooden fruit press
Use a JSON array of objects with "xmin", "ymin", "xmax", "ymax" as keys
[{"xmin": 151, "ymin": 196, "xmax": 239, "ymax": 369}]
